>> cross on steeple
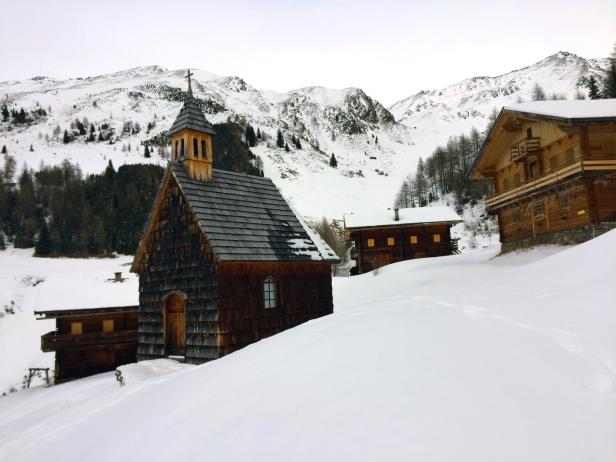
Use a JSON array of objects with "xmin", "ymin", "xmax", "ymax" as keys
[{"xmin": 185, "ymin": 69, "xmax": 194, "ymax": 96}]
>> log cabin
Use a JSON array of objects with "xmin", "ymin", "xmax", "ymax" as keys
[
  {"xmin": 130, "ymin": 72, "xmax": 339, "ymax": 364},
  {"xmin": 468, "ymin": 100, "xmax": 616, "ymax": 252},
  {"xmin": 344, "ymin": 206, "xmax": 462, "ymax": 274},
  {"xmin": 35, "ymin": 306, "xmax": 138, "ymax": 382}
]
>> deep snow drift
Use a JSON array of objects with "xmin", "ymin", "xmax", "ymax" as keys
[{"xmin": 1, "ymin": 230, "xmax": 615, "ymax": 461}]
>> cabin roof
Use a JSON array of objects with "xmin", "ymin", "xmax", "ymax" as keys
[
  {"xmin": 133, "ymin": 163, "xmax": 339, "ymax": 269},
  {"xmin": 344, "ymin": 206, "xmax": 462, "ymax": 230},
  {"xmin": 502, "ymin": 99, "xmax": 616, "ymax": 123},
  {"xmin": 467, "ymin": 99, "xmax": 616, "ymax": 180},
  {"xmin": 168, "ymin": 96, "xmax": 216, "ymax": 136},
  {"xmin": 34, "ymin": 305, "xmax": 139, "ymax": 320}
]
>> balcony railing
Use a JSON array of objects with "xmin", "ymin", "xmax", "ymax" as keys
[
  {"xmin": 41, "ymin": 330, "xmax": 138, "ymax": 352},
  {"xmin": 510, "ymin": 137, "xmax": 541, "ymax": 162},
  {"xmin": 485, "ymin": 157, "xmax": 616, "ymax": 210}
]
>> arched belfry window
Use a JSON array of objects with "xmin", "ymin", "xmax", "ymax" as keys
[
  {"xmin": 193, "ymin": 138, "xmax": 198, "ymax": 158},
  {"xmin": 201, "ymin": 140, "xmax": 207, "ymax": 159},
  {"xmin": 263, "ymin": 276, "xmax": 277, "ymax": 309},
  {"xmin": 180, "ymin": 139, "xmax": 185, "ymax": 158}
]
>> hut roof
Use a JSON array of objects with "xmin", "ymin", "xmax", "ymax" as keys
[
  {"xmin": 168, "ymin": 96, "xmax": 216, "ymax": 136},
  {"xmin": 502, "ymin": 99, "xmax": 616, "ymax": 123},
  {"xmin": 344, "ymin": 206, "xmax": 462, "ymax": 230}
]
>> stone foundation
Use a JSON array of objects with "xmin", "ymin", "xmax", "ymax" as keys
[{"xmin": 500, "ymin": 222, "xmax": 616, "ymax": 254}]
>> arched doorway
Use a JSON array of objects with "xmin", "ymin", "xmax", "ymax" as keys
[{"xmin": 164, "ymin": 293, "xmax": 186, "ymax": 356}]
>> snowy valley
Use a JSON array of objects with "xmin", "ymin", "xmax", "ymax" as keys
[{"xmin": 1, "ymin": 231, "xmax": 615, "ymax": 461}]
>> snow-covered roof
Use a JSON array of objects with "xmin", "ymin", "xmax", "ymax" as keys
[
  {"xmin": 503, "ymin": 99, "xmax": 616, "ymax": 121},
  {"xmin": 344, "ymin": 206, "xmax": 462, "ymax": 229}
]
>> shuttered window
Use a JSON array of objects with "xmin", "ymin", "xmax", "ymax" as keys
[
  {"xmin": 70, "ymin": 322, "xmax": 83, "ymax": 335},
  {"xmin": 264, "ymin": 276, "xmax": 277, "ymax": 309},
  {"xmin": 102, "ymin": 320, "xmax": 114, "ymax": 333}
]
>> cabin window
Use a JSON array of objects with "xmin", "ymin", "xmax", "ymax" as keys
[
  {"xmin": 367, "ymin": 238, "xmax": 375, "ymax": 248},
  {"xmin": 387, "ymin": 237, "xmax": 395, "ymax": 246},
  {"xmin": 432, "ymin": 234, "xmax": 441, "ymax": 243},
  {"xmin": 560, "ymin": 194, "xmax": 570, "ymax": 208},
  {"xmin": 549, "ymin": 156, "xmax": 558, "ymax": 170},
  {"xmin": 534, "ymin": 203, "xmax": 545, "ymax": 217},
  {"xmin": 202, "ymin": 140, "xmax": 207, "ymax": 158},
  {"xmin": 565, "ymin": 148, "xmax": 575, "ymax": 164},
  {"xmin": 513, "ymin": 209, "xmax": 521, "ymax": 223},
  {"xmin": 528, "ymin": 160, "xmax": 539, "ymax": 179},
  {"xmin": 174, "ymin": 141, "xmax": 179, "ymax": 159},
  {"xmin": 513, "ymin": 173, "xmax": 521, "ymax": 187},
  {"xmin": 180, "ymin": 139, "xmax": 185, "ymax": 157},
  {"xmin": 102, "ymin": 319, "xmax": 114, "ymax": 333},
  {"xmin": 263, "ymin": 276, "xmax": 277, "ymax": 309},
  {"xmin": 70, "ymin": 322, "xmax": 83, "ymax": 335},
  {"xmin": 193, "ymin": 138, "xmax": 198, "ymax": 158},
  {"xmin": 410, "ymin": 235, "xmax": 418, "ymax": 244},
  {"xmin": 604, "ymin": 141, "xmax": 616, "ymax": 156},
  {"xmin": 526, "ymin": 127, "xmax": 533, "ymax": 139}
]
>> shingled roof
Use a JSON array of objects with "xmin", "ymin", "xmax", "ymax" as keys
[
  {"xmin": 163, "ymin": 162, "xmax": 339, "ymax": 262},
  {"xmin": 168, "ymin": 96, "xmax": 216, "ymax": 136}
]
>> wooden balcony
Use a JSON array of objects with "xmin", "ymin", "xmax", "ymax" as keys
[
  {"xmin": 485, "ymin": 158, "xmax": 616, "ymax": 210},
  {"xmin": 510, "ymin": 137, "xmax": 541, "ymax": 162},
  {"xmin": 41, "ymin": 330, "xmax": 138, "ymax": 352}
]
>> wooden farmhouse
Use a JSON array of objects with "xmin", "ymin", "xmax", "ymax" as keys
[
  {"xmin": 35, "ymin": 306, "xmax": 138, "ymax": 382},
  {"xmin": 468, "ymin": 100, "xmax": 616, "ymax": 251},
  {"xmin": 344, "ymin": 206, "xmax": 462, "ymax": 274},
  {"xmin": 130, "ymin": 74, "xmax": 339, "ymax": 364}
]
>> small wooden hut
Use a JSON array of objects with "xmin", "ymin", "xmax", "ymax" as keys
[
  {"xmin": 131, "ymin": 73, "xmax": 339, "ymax": 364},
  {"xmin": 468, "ymin": 99, "xmax": 616, "ymax": 251},
  {"xmin": 35, "ymin": 306, "xmax": 139, "ymax": 382},
  {"xmin": 344, "ymin": 206, "xmax": 461, "ymax": 274}
]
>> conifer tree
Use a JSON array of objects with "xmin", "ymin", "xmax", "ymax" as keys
[
  {"xmin": 531, "ymin": 83, "xmax": 546, "ymax": 101},
  {"xmin": 0, "ymin": 232, "xmax": 5, "ymax": 251},
  {"xmin": 35, "ymin": 220, "xmax": 53, "ymax": 256},
  {"xmin": 1, "ymin": 145, "xmax": 6, "ymax": 154},
  {"xmin": 144, "ymin": 145, "xmax": 151, "ymax": 158},
  {"xmin": 284, "ymin": 142, "xmax": 290, "ymax": 152},
  {"xmin": 295, "ymin": 137, "xmax": 302, "ymax": 150},
  {"xmin": 276, "ymin": 129, "xmax": 284, "ymax": 148},
  {"xmin": 329, "ymin": 153, "xmax": 338, "ymax": 168},
  {"xmin": 1, "ymin": 105, "xmax": 8, "ymax": 122},
  {"xmin": 587, "ymin": 75, "xmax": 601, "ymax": 100},
  {"xmin": 29, "ymin": 145, "xmax": 34, "ymax": 152},
  {"xmin": 256, "ymin": 128, "xmax": 262, "ymax": 140},
  {"xmin": 603, "ymin": 44, "xmax": 616, "ymax": 98},
  {"xmin": 63, "ymin": 130, "xmax": 70, "ymax": 144}
]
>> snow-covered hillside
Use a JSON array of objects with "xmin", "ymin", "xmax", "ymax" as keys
[
  {"xmin": 1, "ymin": 231, "xmax": 615, "ymax": 461},
  {"xmin": 0, "ymin": 67, "xmax": 413, "ymax": 217},
  {"xmin": 390, "ymin": 51, "xmax": 607, "ymax": 147},
  {"xmin": 0, "ymin": 51, "xmax": 606, "ymax": 217}
]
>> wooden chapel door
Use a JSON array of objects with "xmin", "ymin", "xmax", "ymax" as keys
[{"xmin": 165, "ymin": 293, "xmax": 186, "ymax": 355}]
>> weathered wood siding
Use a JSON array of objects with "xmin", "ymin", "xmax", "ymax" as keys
[
  {"xmin": 350, "ymin": 224, "xmax": 453, "ymax": 274},
  {"xmin": 137, "ymin": 175, "xmax": 220, "ymax": 363},
  {"xmin": 217, "ymin": 261, "xmax": 333, "ymax": 355}
]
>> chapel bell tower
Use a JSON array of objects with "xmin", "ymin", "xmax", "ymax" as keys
[{"xmin": 168, "ymin": 70, "xmax": 216, "ymax": 181}]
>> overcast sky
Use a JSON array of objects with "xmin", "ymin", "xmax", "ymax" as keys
[{"xmin": 0, "ymin": 0, "xmax": 614, "ymax": 105}]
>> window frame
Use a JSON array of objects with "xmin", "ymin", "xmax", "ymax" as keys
[
  {"xmin": 432, "ymin": 234, "xmax": 441, "ymax": 243},
  {"xmin": 410, "ymin": 235, "xmax": 418, "ymax": 245},
  {"xmin": 367, "ymin": 238, "xmax": 375, "ymax": 248},
  {"xmin": 70, "ymin": 321, "xmax": 83, "ymax": 336},
  {"xmin": 387, "ymin": 237, "xmax": 395, "ymax": 246},
  {"xmin": 102, "ymin": 319, "xmax": 114, "ymax": 333},
  {"xmin": 263, "ymin": 276, "xmax": 277, "ymax": 309}
]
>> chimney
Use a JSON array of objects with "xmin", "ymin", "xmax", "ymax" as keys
[{"xmin": 394, "ymin": 208, "xmax": 400, "ymax": 221}]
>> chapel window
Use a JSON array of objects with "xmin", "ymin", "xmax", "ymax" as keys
[{"xmin": 264, "ymin": 276, "xmax": 277, "ymax": 309}]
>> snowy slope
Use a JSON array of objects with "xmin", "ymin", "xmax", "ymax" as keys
[
  {"xmin": 0, "ymin": 67, "xmax": 413, "ymax": 218},
  {"xmin": 389, "ymin": 51, "xmax": 607, "ymax": 148},
  {"xmin": 1, "ymin": 231, "xmax": 615, "ymax": 461}
]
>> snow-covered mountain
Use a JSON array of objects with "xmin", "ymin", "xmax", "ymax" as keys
[
  {"xmin": 0, "ymin": 51, "xmax": 607, "ymax": 217},
  {"xmin": 0, "ymin": 67, "xmax": 412, "ymax": 218},
  {"xmin": 389, "ymin": 51, "xmax": 607, "ymax": 143}
]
